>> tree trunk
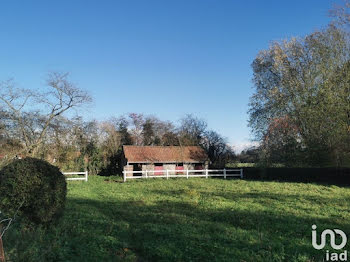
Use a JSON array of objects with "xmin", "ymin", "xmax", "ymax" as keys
[{"xmin": 0, "ymin": 235, "xmax": 5, "ymax": 262}]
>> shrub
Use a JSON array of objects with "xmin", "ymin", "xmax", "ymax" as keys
[{"xmin": 0, "ymin": 157, "xmax": 67, "ymax": 225}]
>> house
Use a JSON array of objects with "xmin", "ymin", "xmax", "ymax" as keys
[{"xmin": 122, "ymin": 145, "xmax": 209, "ymax": 176}]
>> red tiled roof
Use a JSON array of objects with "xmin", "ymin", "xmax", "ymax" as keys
[{"xmin": 123, "ymin": 146, "xmax": 208, "ymax": 163}]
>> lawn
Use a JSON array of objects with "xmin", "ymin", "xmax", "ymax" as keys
[{"xmin": 4, "ymin": 176, "xmax": 350, "ymax": 262}]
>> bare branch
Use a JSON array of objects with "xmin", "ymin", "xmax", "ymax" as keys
[
  {"xmin": 0, "ymin": 201, "xmax": 24, "ymax": 238},
  {"xmin": 0, "ymin": 72, "xmax": 92, "ymax": 155}
]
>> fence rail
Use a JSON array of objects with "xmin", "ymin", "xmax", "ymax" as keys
[
  {"xmin": 63, "ymin": 171, "xmax": 88, "ymax": 182},
  {"xmin": 123, "ymin": 169, "xmax": 243, "ymax": 182}
]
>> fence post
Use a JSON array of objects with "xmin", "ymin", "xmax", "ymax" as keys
[
  {"xmin": 85, "ymin": 171, "xmax": 88, "ymax": 182},
  {"xmin": 166, "ymin": 169, "xmax": 169, "ymax": 180},
  {"xmin": 146, "ymin": 169, "xmax": 148, "ymax": 179},
  {"xmin": 186, "ymin": 169, "xmax": 189, "ymax": 179},
  {"xmin": 205, "ymin": 169, "xmax": 208, "ymax": 179},
  {"xmin": 240, "ymin": 168, "xmax": 243, "ymax": 179},
  {"xmin": 224, "ymin": 168, "xmax": 226, "ymax": 179},
  {"xmin": 123, "ymin": 171, "xmax": 126, "ymax": 182}
]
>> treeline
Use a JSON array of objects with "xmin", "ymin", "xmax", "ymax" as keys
[
  {"xmin": 248, "ymin": 1, "xmax": 350, "ymax": 167},
  {"xmin": 0, "ymin": 73, "xmax": 234, "ymax": 174}
]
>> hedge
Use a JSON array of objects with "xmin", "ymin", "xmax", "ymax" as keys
[{"xmin": 242, "ymin": 167, "xmax": 350, "ymax": 185}]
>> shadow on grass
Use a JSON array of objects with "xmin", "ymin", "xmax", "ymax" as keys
[
  {"xmin": 4, "ymin": 193, "xmax": 347, "ymax": 262},
  {"xmin": 152, "ymin": 187, "xmax": 350, "ymax": 217}
]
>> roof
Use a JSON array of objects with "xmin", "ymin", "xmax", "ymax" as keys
[{"xmin": 123, "ymin": 146, "xmax": 208, "ymax": 163}]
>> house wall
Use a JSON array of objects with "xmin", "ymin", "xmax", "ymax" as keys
[
  {"xmin": 184, "ymin": 163, "xmax": 195, "ymax": 170},
  {"xmin": 163, "ymin": 164, "xmax": 176, "ymax": 175},
  {"xmin": 124, "ymin": 165, "xmax": 133, "ymax": 177},
  {"xmin": 124, "ymin": 162, "xmax": 208, "ymax": 176},
  {"xmin": 142, "ymin": 164, "xmax": 155, "ymax": 176}
]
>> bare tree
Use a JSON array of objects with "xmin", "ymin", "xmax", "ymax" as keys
[
  {"xmin": 0, "ymin": 72, "xmax": 92, "ymax": 156},
  {"xmin": 128, "ymin": 113, "xmax": 144, "ymax": 146}
]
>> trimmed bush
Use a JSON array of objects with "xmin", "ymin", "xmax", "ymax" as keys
[{"xmin": 0, "ymin": 157, "xmax": 67, "ymax": 225}]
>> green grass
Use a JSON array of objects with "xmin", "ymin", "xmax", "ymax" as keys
[{"xmin": 4, "ymin": 176, "xmax": 350, "ymax": 262}]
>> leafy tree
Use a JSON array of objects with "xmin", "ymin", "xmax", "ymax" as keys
[
  {"xmin": 142, "ymin": 118, "xmax": 156, "ymax": 146},
  {"xmin": 161, "ymin": 131, "xmax": 179, "ymax": 146},
  {"xmin": 249, "ymin": 21, "xmax": 350, "ymax": 167},
  {"xmin": 202, "ymin": 130, "xmax": 234, "ymax": 167},
  {"xmin": 260, "ymin": 116, "xmax": 303, "ymax": 167},
  {"xmin": 113, "ymin": 116, "xmax": 133, "ymax": 145},
  {"xmin": 238, "ymin": 146, "xmax": 260, "ymax": 163}
]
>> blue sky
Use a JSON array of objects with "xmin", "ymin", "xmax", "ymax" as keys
[{"xmin": 0, "ymin": 0, "xmax": 337, "ymax": 151}]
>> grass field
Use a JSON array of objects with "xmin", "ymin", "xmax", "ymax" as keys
[{"xmin": 5, "ymin": 176, "xmax": 350, "ymax": 262}]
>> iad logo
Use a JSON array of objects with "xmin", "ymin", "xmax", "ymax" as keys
[{"xmin": 312, "ymin": 225, "xmax": 348, "ymax": 261}]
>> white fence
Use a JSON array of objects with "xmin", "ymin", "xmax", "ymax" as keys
[
  {"xmin": 123, "ymin": 169, "xmax": 243, "ymax": 182},
  {"xmin": 63, "ymin": 171, "xmax": 88, "ymax": 182}
]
